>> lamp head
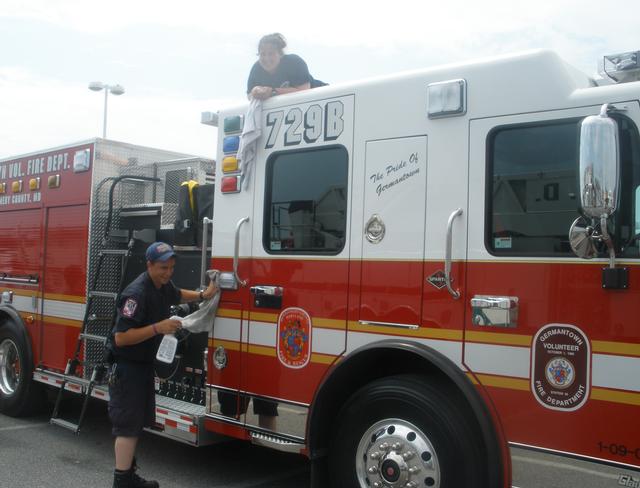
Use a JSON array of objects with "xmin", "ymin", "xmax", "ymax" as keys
[
  {"xmin": 88, "ymin": 81, "xmax": 105, "ymax": 91},
  {"xmin": 109, "ymin": 84, "xmax": 125, "ymax": 96}
]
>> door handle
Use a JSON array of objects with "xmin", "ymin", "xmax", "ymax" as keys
[
  {"xmin": 470, "ymin": 295, "xmax": 519, "ymax": 328},
  {"xmin": 445, "ymin": 208, "xmax": 463, "ymax": 299},
  {"xmin": 250, "ymin": 286, "xmax": 283, "ymax": 297},
  {"xmin": 250, "ymin": 285, "xmax": 283, "ymax": 309}
]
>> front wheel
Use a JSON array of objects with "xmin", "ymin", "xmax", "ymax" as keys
[{"xmin": 329, "ymin": 375, "xmax": 488, "ymax": 488}]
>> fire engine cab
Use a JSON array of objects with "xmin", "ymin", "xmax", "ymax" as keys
[
  {"xmin": 0, "ymin": 49, "xmax": 639, "ymax": 488},
  {"xmin": 207, "ymin": 49, "xmax": 640, "ymax": 487}
]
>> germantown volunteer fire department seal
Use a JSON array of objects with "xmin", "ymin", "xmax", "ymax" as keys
[
  {"xmin": 277, "ymin": 307, "xmax": 312, "ymax": 369},
  {"xmin": 531, "ymin": 324, "xmax": 590, "ymax": 412}
]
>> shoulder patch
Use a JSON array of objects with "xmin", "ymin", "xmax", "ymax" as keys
[{"xmin": 122, "ymin": 298, "xmax": 138, "ymax": 318}]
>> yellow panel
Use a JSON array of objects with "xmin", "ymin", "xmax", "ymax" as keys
[{"xmin": 222, "ymin": 156, "xmax": 239, "ymax": 173}]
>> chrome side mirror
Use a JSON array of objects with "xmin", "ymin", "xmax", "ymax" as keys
[
  {"xmin": 569, "ymin": 217, "xmax": 598, "ymax": 259},
  {"xmin": 579, "ymin": 104, "xmax": 620, "ymax": 218}
]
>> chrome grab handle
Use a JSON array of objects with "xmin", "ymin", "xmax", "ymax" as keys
[
  {"xmin": 233, "ymin": 217, "xmax": 250, "ymax": 287},
  {"xmin": 470, "ymin": 296, "xmax": 516, "ymax": 310},
  {"xmin": 470, "ymin": 295, "xmax": 519, "ymax": 328},
  {"xmin": 250, "ymin": 285, "xmax": 283, "ymax": 297},
  {"xmin": 200, "ymin": 217, "xmax": 213, "ymax": 288},
  {"xmin": 445, "ymin": 208, "xmax": 463, "ymax": 299}
]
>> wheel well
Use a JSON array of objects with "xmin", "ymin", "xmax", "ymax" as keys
[{"xmin": 308, "ymin": 340, "xmax": 505, "ymax": 487}]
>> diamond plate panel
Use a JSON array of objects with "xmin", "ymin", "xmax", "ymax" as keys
[{"xmin": 81, "ymin": 141, "xmax": 214, "ymax": 378}]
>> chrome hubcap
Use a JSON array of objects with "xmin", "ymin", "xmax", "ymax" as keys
[
  {"xmin": 0, "ymin": 338, "xmax": 20, "ymax": 396},
  {"xmin": 356, "ymin": 419, "xmax": 440, "ymax": 488}
]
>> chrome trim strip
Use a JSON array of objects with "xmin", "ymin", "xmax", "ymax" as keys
[
  {"xmin": 206, "ymin": 383, "xmax": 310, "ymax": 408},
  {"xmin": 509, "ymin": 442, "xmax": 640, "ymax": 472},
  {"xmin": 358, "ymin": 320, "xmax": 419, "ymax": 330}
]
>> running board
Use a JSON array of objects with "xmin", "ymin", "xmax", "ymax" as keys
[{"xmin": 250, "ymin": 431, "xmax": 305, "ymax": 454}]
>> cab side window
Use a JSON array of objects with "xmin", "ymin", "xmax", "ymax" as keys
[
  {"xmin": 487, "ymin": 120, "xmax": 580, "ymax": 256},
  {"xmin": 263, "ymin": 146, "xmax": 348, "ymax": 254},
  {"xmin": 487, "ymin": 116, "xmax": 640, "ymax": 257}
]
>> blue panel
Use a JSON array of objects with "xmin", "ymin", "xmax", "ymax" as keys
[{"xmin": 223, "ymin": 136, "xmax": 240, "ymax": 154}]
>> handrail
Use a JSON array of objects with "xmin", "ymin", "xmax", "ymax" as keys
[
  {"xmin": 200, "ymin": 217, "xmax": 213, "ymax": 288},
  {"xmin": 234, "ymin": 217, "xmax": 250, "ymax": 287},
  {"xmin": 445, "ymin": 208, "xmax": 463, "ymax": 299},
  {"xmin": 0, "ymin": 272, "xmax": 39, "ymax": 285}
]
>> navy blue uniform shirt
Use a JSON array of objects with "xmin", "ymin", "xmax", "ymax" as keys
[
  {"xmin": 246, "ymin": 54, "xmax": 326, "ymax": 93},
  {"xmin": 112, "ymin": 271, "xmax": 181, "ymax": 363}
]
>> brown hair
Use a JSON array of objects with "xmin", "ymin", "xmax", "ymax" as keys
[{"xmin": 258, "ymin": 33, "xmax": 287, "ymax": 54}]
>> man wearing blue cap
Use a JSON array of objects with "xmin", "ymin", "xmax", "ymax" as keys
[{"xmin": 109, "ymin": 242, "xmax": 217, "ymax": 488}]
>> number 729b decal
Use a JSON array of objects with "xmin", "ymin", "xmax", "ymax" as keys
[{"xmin": 265, "ymin": 100, "xmax": 345, "ymax": 149}]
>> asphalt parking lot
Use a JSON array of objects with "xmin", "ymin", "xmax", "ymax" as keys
[
  {"xmin": 0, "ymin": 400, "xmax": 309, "ymax": 488},
  {"xmin": 1, "ymin": 399, "xmax": 638, "ymax": 488}
]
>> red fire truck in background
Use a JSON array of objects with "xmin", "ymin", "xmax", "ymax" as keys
[{"xmin": 1, "ymin": 49, "xmax": 640, "ymax": 488}]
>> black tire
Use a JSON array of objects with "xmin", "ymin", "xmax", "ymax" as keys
[
  {"xmin": 328, "ymin": 374, "xmax": 488, "ymax": 488},
  {"xmin": 0, "ymin": 319, "xmax": 44, "ymax": 416}
]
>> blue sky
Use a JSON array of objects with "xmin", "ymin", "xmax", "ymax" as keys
[{"xmin": 0, "ymin": 0, "xmax": 638, "ymax": 159}]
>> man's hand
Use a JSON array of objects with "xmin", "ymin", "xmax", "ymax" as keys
[
  {"xmin": 156, "ymin": 318, "xmax": 182, "ymax": 335},
  {"xmin": 201, "ymin": 281, "xmax": 219, "ymax": 301}
]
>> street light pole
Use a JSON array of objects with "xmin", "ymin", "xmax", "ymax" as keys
[{"xmin": 88, "ymin": 82, "xmax": 125, "ymax": 139}]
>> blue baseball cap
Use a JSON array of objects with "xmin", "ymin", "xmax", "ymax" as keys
[{"xmin": 145, "ymin": 242, "xmax": 176, "ymax": 262}]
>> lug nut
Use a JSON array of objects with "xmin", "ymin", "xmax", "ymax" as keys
[
  {"xmin": 408, "ymin": 466, "xmax": 421, "ymax": 474},
  {"xmin": 392, "ymin": 442, "xmax": 403, "ymax": 451},
  {"xmin": 402, "ymin": 451, "xmax": 415, "ymax": 460},
  {"xmin": 373, "ymin": 482, "xmax": 383, "ymax": 488},
  {"xmin": 370, "ymin": 451, "xmax": 382, "ymax": 460},
  {"xmin": 405, "ymin": 482, "xmax": 417, "ymax": 488},
  {"xmin": 379, "ymin": 442, "xmax": 390, "ymax": 451},
  {"xmin": 368, "ymin": 466, "xmax": 378, "ymax": 474}
]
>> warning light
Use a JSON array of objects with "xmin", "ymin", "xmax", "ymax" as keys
[
  {"xmin": 222, "ymin": 156, "xmax": 239, "ymax": 173},
  {"xmin": 223, "ymin": 136, "xmax": 240, "ymax": 154},
  {"xmin": 48, "ymin": 174, "xmax": 61, "ymax": 188},
  {"xmin": 29, "ymin": 177, "xmax": 41, "ymax": 191},
  {"xmin": 224, "ymin": 115, "xmax": 243, "ymax": 134},
  {"xmin": 12, "ymin": 180, "xmax": 23, "ymax": 193},
  {"xmin": 221, "ymin": 176, "xmax": 240, "ymax": 193}
]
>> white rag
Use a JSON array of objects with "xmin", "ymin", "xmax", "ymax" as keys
[
  {"xmin": 237, "ymin": 98, "xmax": 262, "ymax": 189},
  {"xmin": 156, "ymin": 270, "xmax": 221, "ymax": 364},
  {"xmin": 176, "ymin": 269, "xmax": 221, "ymax": 333}
]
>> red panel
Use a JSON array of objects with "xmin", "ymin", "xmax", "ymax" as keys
[
  {"xmin": 465, "ymin": 261, "xmax": 640, "ymax": 467},
  {"xmin": 0, "ymin": 208, "xmax": 42, "ymax": 276},
  {"xmin": 0, "ymin": 143, "xmax": 93, "ymax": 211},
  {"xmin": 360, "ymin": 261, "xmax": 423, "ymax": 325},
  {"xmin": 40, "ymin": 205, "xmax": 89, "ymax": 370}
]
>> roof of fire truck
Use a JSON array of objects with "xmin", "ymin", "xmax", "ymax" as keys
[
  {"xmin": 217, "ymin": 49, "xmax": 640, "ymax": 120},
  {"xmin": 0, "ymin": 138, "xmax": 197, "ymax": 164}
]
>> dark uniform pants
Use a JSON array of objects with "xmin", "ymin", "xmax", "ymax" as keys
[{"xmin": 108, "ymin": 360, "xmax": 156, "ymax": 437}]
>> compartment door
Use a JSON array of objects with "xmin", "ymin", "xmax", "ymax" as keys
[{"xmin": 360, "ymin": 136, "xmax": 428, "ymax": 327}]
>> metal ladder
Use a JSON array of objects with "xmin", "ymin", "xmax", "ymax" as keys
[
  {"xmin": 50, "ymin": 175, "xmax": 159, "ymax": 433},
  {"xmin": 49, "ymin": 242, "xmax": 133, "ymax": 433}
]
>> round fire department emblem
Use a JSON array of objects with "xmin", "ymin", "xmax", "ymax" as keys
[
  {"xmin": 277, "ymin": 307, "xmax": 312, "ymax": 369},
  {"xmin": 545, "ymin": 358, "xmax": 574, "ymax": 389},
  {"xmin": 531, "ymin": 324, "xmax": 590, "ymax": 412}
]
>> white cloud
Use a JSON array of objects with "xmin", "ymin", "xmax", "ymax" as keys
[{"xmin": 0, "ymin": 67, "xmax": 228, "ymax": 159}]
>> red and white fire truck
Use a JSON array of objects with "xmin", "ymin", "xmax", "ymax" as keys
[{"xmin": 2, "ymin": 49, "xmax": 640, "ymax": 488}]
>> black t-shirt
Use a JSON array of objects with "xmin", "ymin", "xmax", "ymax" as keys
[
  {"xmin": 112, "ymin": 271, "xmax": 181, "ymax": 363},
  {"xmin": 246, "ymin": 54, "xmax": 326, "ymax": 93}
]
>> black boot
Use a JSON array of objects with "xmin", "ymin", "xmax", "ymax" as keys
[
  {"xmin": 129, "ymin": 458, "xmax": 159, "ymax": 488},
  {"xmin": 113, "ymin": 469, "xmax": 132, "ymax": 488}
]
